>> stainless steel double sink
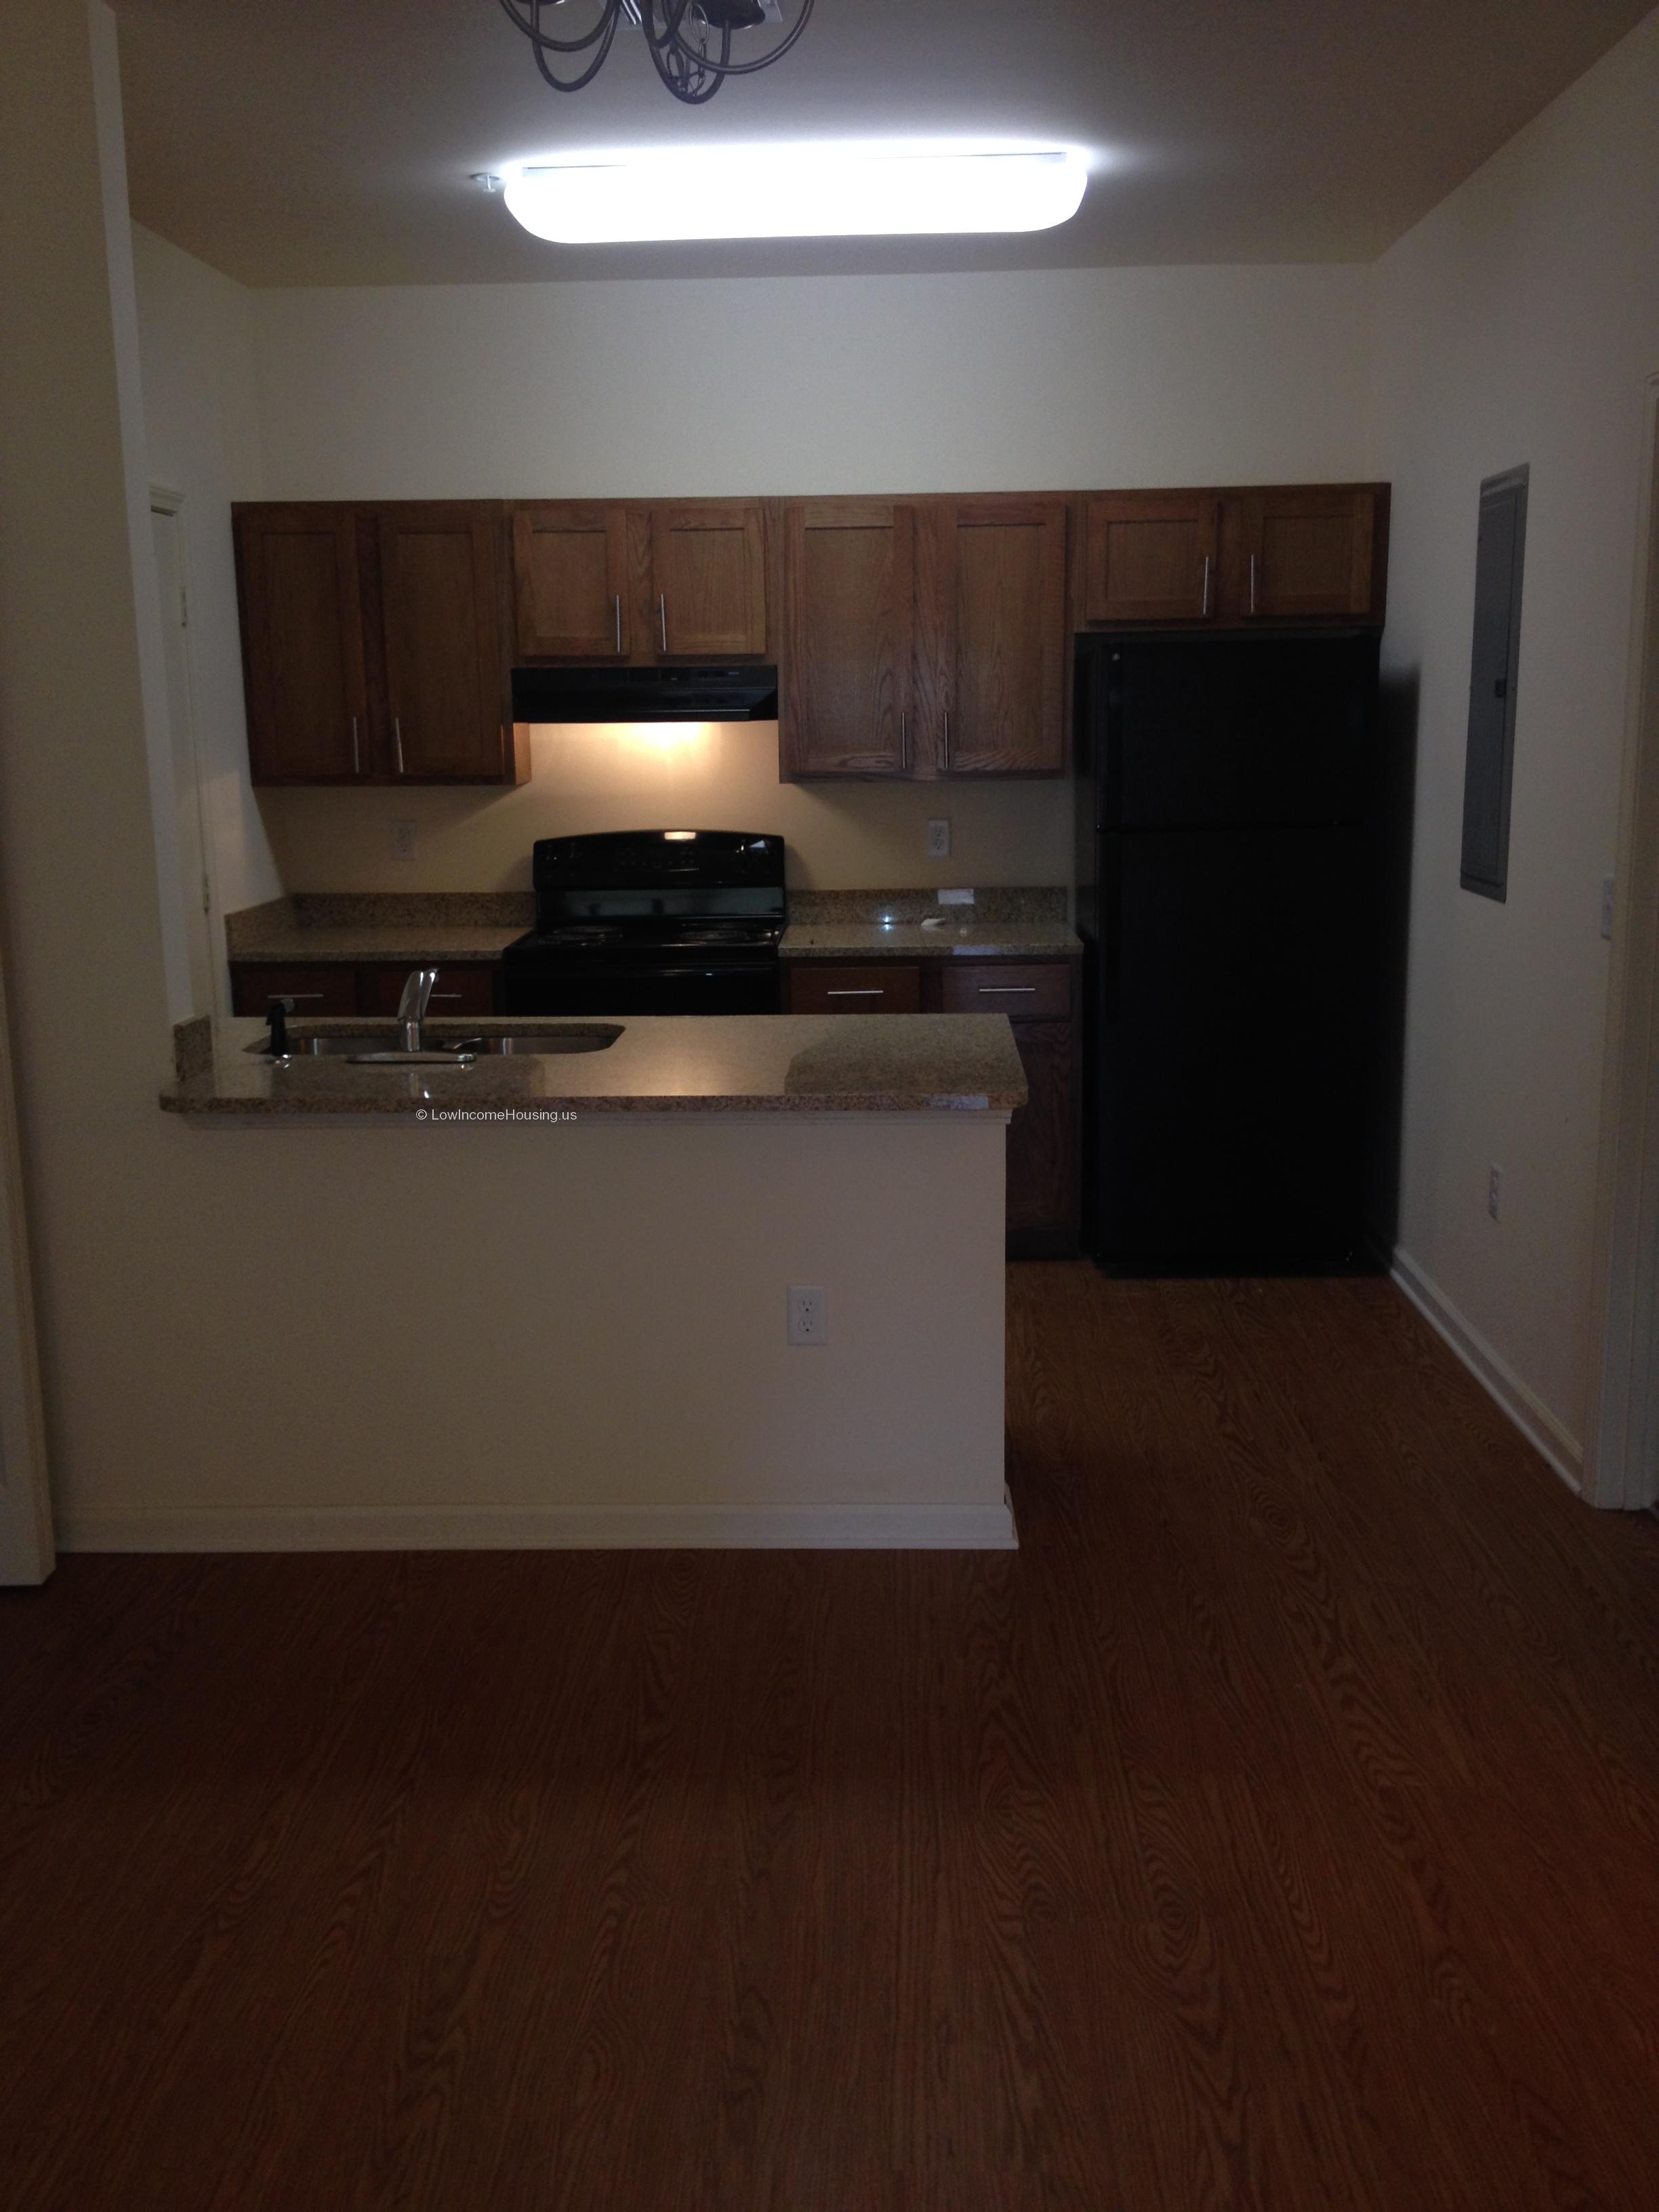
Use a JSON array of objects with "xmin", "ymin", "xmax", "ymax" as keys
[{"xmin": 252, "ymin": 1025, "xmax": 621, "ymax": 1064}]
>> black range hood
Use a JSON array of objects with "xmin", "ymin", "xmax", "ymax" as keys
[{"xmin": 512, "ymin": 663, "xmax": 779, "ymax": 724}]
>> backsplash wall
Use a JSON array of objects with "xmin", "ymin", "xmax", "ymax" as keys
[{"xmin": 256, "ymin": 720, "xmax": 1073, "ymax": 893}]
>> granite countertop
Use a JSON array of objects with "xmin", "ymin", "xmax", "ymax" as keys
[
  {"xmin": 780, "ymin": 922, "xmax": 1081, "ymax": 960},
  {"xmin": 225, "ymin": 889, "xmax": 1079, "ymax": 967},
  {"xmin": 226, "ymin": 895, "xmax": 533, "ymax": 966},
  {"xmin": 161, "ymin": 1014, "xmax": 1029, "ymax": 1119},
  {"xmin": 228, "ymin": 924, "xmax": 527, "ymax": 963}
]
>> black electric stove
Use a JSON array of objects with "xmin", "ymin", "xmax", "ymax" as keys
[{"xmin": 500, "ymin": 830, "xmax": 786, "ymax": 1017}]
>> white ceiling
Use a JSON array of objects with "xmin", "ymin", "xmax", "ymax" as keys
[{"xmin": 112, "ymin": 0, "xmax": 1652, "ymax": 287}]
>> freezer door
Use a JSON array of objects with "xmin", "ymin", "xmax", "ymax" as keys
[
  {"xmin": 1090, "ymin": 826, "xmax": 1366, "ymax": 1266},
  {"xmin": 1101, "ymin": 635, "xmax": 1376, "ymax": 830}
]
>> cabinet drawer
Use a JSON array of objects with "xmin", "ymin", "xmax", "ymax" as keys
[
  {"xmin": 787, "ymin": 963, "xmax": 922, "ymax": 1014},
  {"xmin": 941, "ymin": 962, "xmax": 1073, "ymax": 1020},
  {"xmin": 230, "ymin": 963, "xmax": 359, "ymax": 1017},
  {"xmin": 358, "ymin": 963, "xmax": 497, "ymax": 1017}
]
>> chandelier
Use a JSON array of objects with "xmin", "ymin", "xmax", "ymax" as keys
[{"xmin": 496, "ymin": 0, "xmax": 815, "ymax": 107}]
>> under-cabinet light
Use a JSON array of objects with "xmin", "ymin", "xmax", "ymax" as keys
[{"xmin": 500, "ymin": 142, "xmax": 1089, "ymax": 245}]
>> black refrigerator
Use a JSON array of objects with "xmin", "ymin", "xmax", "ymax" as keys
[{"xmin": 1073, "ymin": 631, "xmax": 1379, "ymax": 1271}]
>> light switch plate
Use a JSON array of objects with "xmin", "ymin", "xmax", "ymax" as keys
[
  {"xmin": 392, "ymin": 821, "xmax": 417, "ymax": 862},
  {"xmin": 925, "ymin": 819, "xmax": 950, "ymax": 859}
]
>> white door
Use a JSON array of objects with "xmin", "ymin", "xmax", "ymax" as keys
[
  {"xmin": 0, "ymin": 948, "xmax": 52, "ymax": 1585},
  {"xmin": 149, "ymin": 501, "xmax": 218, "ymax": 1016}
]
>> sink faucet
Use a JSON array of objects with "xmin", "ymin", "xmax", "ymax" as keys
[{"xmin": 396, "ymin": 967, "xmax": 438, "ymax": 1053}]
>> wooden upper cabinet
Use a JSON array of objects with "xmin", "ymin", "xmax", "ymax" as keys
[
  {"xmin": 781, "ymin": 499, "xmax": 914, "ymax": 777},
  {"xmin": 234, "ymin": 507, "xmax": 367, "ymax": 781},
  {"xmin": 378, "ymin": 507, "xmax": 514, "ymax": 781},
  {"xmin": 649, "ymin": 501, "xmax": 766, "ymax": 658},
  {"xmin": 1084, "ymin": 493, "xmax": 1219, "ymax": 626},
  {"xmin": 1232, "ymin": 487, "xmax": 1380, "ymax": 621},
  {"xmin": 513, "ymin": 504, "xmax": 629, "ymax": 659},
  {"xmin": 935, "ymin": 499, "xmax": 1068, "ymax": 775}
]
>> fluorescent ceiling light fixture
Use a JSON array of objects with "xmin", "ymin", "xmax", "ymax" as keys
[{"xmin": 501, "ymin": 143, "xmax": 1088, "ymax": 245}]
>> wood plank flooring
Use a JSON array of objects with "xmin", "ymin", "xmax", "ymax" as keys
[{"xmin": 3, "ymin": 1267, "xmax": 1658, "ymax": 2211}]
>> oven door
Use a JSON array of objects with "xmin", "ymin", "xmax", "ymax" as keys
[{"xmin": 501, "ymin": 960, "xmax": 781, "ymax": 1018}]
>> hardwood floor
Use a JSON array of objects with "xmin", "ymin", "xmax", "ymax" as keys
[{"xmin": 3, "ymin": 1267, "xmax": 1658, "ymax": 2211}]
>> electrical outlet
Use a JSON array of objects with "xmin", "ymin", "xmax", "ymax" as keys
[
  {"xmin": 925, "ymin": 819, "xmax": 950, "ymax": 860},
  {"xmin": 1488, "ymin": 1164, "xmax": 1503, "ymax": 1221},
  {"xmin": 392, "ymin": 821, "xmax": 417, "ymax": 862},
  {"xmin": 1601, "ymin": 874, "xmax": 1616, "ymax": 941},
  {"xmin": 786, "ymin": 1284, "xmax": 827, "ymax": 1346}
]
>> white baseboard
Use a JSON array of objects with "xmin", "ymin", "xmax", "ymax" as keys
[
  {"xmin": 59, "ymin": 1491, "xmax": 1019, "ymax": 1554},
  {"xmin": 1389, "ymin": 1248, "xmax": 1583, "ymax": 1494}
]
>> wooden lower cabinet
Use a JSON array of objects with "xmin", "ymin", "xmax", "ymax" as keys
[
  {"xmin": 786, "ymin": 962, "xmax": 922, "ymax": 1015},
  {"xmin": 230, "ymin": 961, "xmax": 499, "ymax": 1019},
  {"xmin": 785, "ymin": 956, "xmax": 1080, "ymax": 1254},
  {"xmin": 356, "ymin": 964, "xmax": 497, "ymax": 1018}
]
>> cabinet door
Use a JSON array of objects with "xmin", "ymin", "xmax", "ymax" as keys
[
  {"xmin": 358, "ymin": 964, "xmax": 498, "ymax": 1017},
  {"xmin": 235, "ymin": 508, "xmax": 367, "ymax": 782},
  {"xmin": 936, "ymin": 499, "xmax": 1068, "ymax": 775},
  {"xmin": 379, "ymin": 508, "xmax": 512, "ymax": 780},
  {"xmin": 1084, "ymin": 492, "xmax": 1219, "ymax": 625},
  {"xmin": 512, "ymin": 504, "xmax": 629, "ymax": 659},
  {"xmin": 787, "ymin": 964, "xmax": 922, "ymax": 1014},
  {"xmin": 781, "ymin": 500, "xmax": 914, "ymax": 777},
  {"xmin": 1004, "ymin": 1019, "xmax": 1078, "ymax": 1241},
  {"xmin": 229, "ymin": 963, "xmax": 359, "ymax": 1017},
  {"xmin": 649, "ymin": 501, "xmax": 766, "ymax": 658},
  {"xmin": 1232, "ymin": 487, "xmax": 1378, "ymax": 621}
]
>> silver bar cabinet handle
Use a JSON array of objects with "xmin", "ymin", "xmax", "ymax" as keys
[
  {"xmin": 942, "ymin": 708, "xmax": 951, "ymax": 764},
  {"xmin": 977, "ymin": 985, "xmax": 1038, "ymax": 995},
  {"xmin": 350, "ymin": 715, "xmax": 361, "ymax": 774},
  {"xmin": 658, "ymin": 594, "xmax": 668, "ymax": 652},
  {"xmin": 899, "ymin": 709, "xmax": 908, "ymax": 767},
  {"xmin": 1200, "ymin": 555, "xmax": 1210, "ymax": 616},
  {"xmin": 393, "ymin": 716, "xmax": 405, "ymax": 775},
  {"xmin": 614, "ymin": 593, "xmax": 622, "ymax": 654},
  {"xmin": 1249, "ymin": 553, "xmax": 1257, "ymax": 614},
  {"xmin": 826, "ymin": 988, "xmax": 884, "ymax": 998}
]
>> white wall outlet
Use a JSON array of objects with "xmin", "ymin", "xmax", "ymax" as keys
[
  {"xmin": 1488, "ymin": 1164, "xmax": 1503, "ymax": 1221},
  {"xmin": 786, "ymin": 1284, "xmax": 827, "ymax": 1346},
  {"xmin": 392, "ymin": 821, "xmax": 417, "ymax": 862},
  {"xmin": 925, "ymin": 818, "xmax": 950, "ymax": 860},
  {"xmin": 1601, "ymin": 874, "xmax": 1616, "ymax": 941}
]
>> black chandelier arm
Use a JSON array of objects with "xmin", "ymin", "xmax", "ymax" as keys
[
  {"xmin": 642, "ymin": 0, "xmax": 727, "ymax": 104},
  {"xmin": 648, "ymin": 0, "xmax": 815, "ymax": 83},
  {"xmin": 496, "ymin": 0, "xmax": 614, "ymax": 60},
  {"xmin": 534, "ymin": 21, "xmax": 620, "ymax": 94},
  {"xmin": 497, "ymin": 0, "xmax": 812, "ymax": 105}
]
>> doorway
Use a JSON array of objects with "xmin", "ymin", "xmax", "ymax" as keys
[{"xmin": 148, "ymin": 491, "xmax": 219, "ymax": 1017}]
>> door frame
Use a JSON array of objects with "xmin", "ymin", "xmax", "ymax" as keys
[
  {"xmin": 148, "ymin": 484, "xmax": 224, "ymax": 1017},
  {"xmin": 1584, "ymin": 371, "xmax": 1659, "ymax": 1511},
  {"xmin": 0, "ymin": 939, "xmax": 53, "ymax": 1586}
]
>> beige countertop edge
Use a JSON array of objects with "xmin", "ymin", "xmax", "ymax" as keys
[
  {"xmin": 779, "ymin": 928, "xmax": 1082, "ymax": 959},
  {"xmin": 160, "ymin": 1091, "xmax": 1021, "ymax": 1118},
  {"xmin": 228, "ymin": 934, "xmax": 523, "ymax": 964},
  {"xmin": 161, "ymin": 1013, "xmax": 1028, "ymax": 1118}
]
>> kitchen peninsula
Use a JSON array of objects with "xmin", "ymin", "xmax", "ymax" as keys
[{"xmin": 156, "ymin": 1008, "xmax": 1023, "ymax": 1551}]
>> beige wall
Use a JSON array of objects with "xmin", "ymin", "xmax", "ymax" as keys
[
  {"xmin": 0, "ymin": 7, "xmax": 1010, "ymax": 1550},
  {"xmin": 249, "ymin": 263, "xmax": 1373, "ymax": 502},
  {"xmin": 131, "ymin": 223, "xmax": 279, "ymax": 922},
  {"xmin": 1368, "ymin": 7, "xmax": 1659, "ymax": 1470},
  {"xmin": 205, "ymin": 256, "xmax": 1376, "ymax": 893},
  {"xmin": 260, "ymin": 721, "xmax": 1073, "ymax": 893}
]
